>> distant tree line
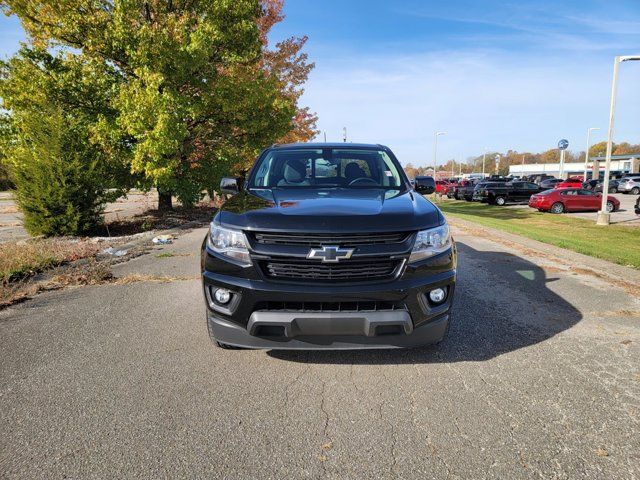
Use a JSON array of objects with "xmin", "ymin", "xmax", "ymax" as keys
[
  {"xmin": 404, "ymin": 141, "xmax": 640, "ymax": 178},
  {"xmin": 0, "ymin": 0, "xmax": 317, "ymax": 236}
]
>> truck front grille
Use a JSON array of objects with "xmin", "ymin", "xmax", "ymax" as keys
[
  {"xmin": 252, "ymin": 231, "xmax": 410, "ymax": 247},
  {"xmin": 260, "ymin": 257, "xmax": 402, "ymax": 282}
]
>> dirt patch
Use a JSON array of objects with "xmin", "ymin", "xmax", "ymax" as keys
[
  {"xmin": 0, "ymin": 205, "xmax": 18, "ymax": 214},
  {"xmin": 113, "ymin": 274, "xmax": 198, "ymax": 284},
  {"xmin": 98, "ymin": 204, "xmax": 215, "ymax": 237},
  {"xmin": 0, "ymin": 238, "xmax": 104, "ymax": 284}
]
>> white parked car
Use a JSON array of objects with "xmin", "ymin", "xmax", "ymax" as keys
[{"xmin": 618, "ymin": 176, "xmax": 640, "ymax": 195}]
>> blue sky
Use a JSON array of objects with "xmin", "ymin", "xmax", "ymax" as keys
[{"xmin": 2, "ymin": 1, "xmax": 639, "ymax": 166}]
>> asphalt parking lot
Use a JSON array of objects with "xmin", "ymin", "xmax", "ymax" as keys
[{"xmin": 1, "ymin": 224, "xmax": 639, "ymax": 479}]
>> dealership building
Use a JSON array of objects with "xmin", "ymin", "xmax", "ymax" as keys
[{"xmin": 508, "ymin": 154, "xmax": 640, "ymax": 179}]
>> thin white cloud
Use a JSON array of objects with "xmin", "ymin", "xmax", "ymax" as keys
[{"xmin": 305, "ymin": 49, "xmax": 640, "ymax": 166}]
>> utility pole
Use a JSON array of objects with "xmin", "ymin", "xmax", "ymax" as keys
[
  {"xmin": 583, "ymin": 127, "xmax": 599, "ymax": 181},
  {"xmin": 323, "ymin": 131, "xmax": 327, "ymax": 142},
  {"xmin": 482, "ymin": 150, "xmax": 486, "ymax": 178},
  {"xmin": 596, "ymin": 55, "xmax": 640, "ymax": 224},
  {"xmin": 433, "ymin": 132, "xmax": 446, "ymax": 179},
  {"xmin": 342, "ymin": 127, "xmax": 347, "ymax": 143}
]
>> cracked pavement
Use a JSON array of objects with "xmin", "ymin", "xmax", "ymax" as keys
[{"xmin": 1, "ymin": 226, "xmax": 639, "ymax": 479}]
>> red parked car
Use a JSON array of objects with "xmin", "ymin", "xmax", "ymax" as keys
[
  {"xmin": 554, "ymin": 176, "xmax": 584, "ymax": 189},
  {"xmin": 529, "ymin": 188, "xmax": 619, "ymax": 214},
  {"xmin": 435, "ymin": 180, "xmax": 446, "ymax": 193}
]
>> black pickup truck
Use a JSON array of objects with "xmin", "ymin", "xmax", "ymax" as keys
[
  {"xmin": 202, "ymin": 143, "xmax": 456, "ymax": 350},
  {"xmin": 472, "ymin": 181, "xmax": 543, "ymax": 205}
]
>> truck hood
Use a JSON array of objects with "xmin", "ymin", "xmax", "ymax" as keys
[{"xmin": 217, "ymin": 188, "xmax": 444, "ymax": 233}]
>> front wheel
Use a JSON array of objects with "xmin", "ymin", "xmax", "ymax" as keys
[
  {"xmin": 551, "ymin": 202, "xmax": 564, "ymax": 214},
  {"xmin": 609, "ymin": 187, "xmax": 617, "ymax": 193},
  {"xmin": 631, "ymin": 187, "xmax": 640, "ymax": 195},
  {"xmin": 495, "ymin": 196, "xmax": 506, "ymax": 206},
  {"xmin": 606, "ymin": 201, "xmax": 615, "ymax": 213}
]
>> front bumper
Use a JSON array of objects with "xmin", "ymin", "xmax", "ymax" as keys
[{"xmin": 202, "ymin": 245, "xmax": 456, "ymax": 350}]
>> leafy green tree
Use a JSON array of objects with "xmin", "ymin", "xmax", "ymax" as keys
[
  {"xmin": 0, "ymin": 48, "xmax": 130, "ymax": 235},
  {"xmin": 2, "ymin": 0, "xmax": 302, "ymax": 209}
]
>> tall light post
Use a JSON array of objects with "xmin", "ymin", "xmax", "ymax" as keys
[
  {"xmin": 583, "ymin": 127, "xmax": 599, "ymax": 181},
  {"xmin": 433, "ymin": 131, "xmax": 446, "ymax": 178},
  {"xmin": 481, "ymin": 149, "xmax": 487, "ymax": 178},
  {"xmin": 597, "ymin": 55, "xmax": 640, "ymax": 225}
]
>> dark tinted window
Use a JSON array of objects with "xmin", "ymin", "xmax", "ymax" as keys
[{"xmin": 249, "ymin": 148, "xmax": 404, "ymax": 189}]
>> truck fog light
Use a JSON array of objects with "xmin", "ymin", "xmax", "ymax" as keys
[
  {"xmin": 214, "ymin": 288, "xmax": 232, "ymax": 304},
  {"xmin": 429, "ymin": 288, "xmax": 446, "ymax": 304}
]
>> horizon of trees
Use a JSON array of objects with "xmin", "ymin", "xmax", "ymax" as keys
[{"xmin": 404, "ymin": 141, "xmax": 640, "ymax": 178}]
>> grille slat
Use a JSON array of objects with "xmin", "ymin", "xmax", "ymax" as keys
[
  {"xmin": 253, "ymin": 231, "xmax": 410, "ymax": 247},
  {"xmin": 255, "ymin": 300, "xmax": 405, "ymax": 312},
  {"xmin": 263, "ymin": 258, "xmax": 399, "ymax": 282}
]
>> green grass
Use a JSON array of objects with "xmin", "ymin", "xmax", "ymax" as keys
[{"xmin": 439, "ymin": 200, "xmax": 640, "ymax": 269}]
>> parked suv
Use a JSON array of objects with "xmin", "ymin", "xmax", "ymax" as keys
[
  {"xmin": 201, "ymin": 143, "xmax": 457, "ymax": 350},
  {"xmin": 474, "ymin": 181, "xmax": 542, "ymax": 205},
  {"xmin": 618, "ymin": 176, "xmax": 640, "ymax": 195}
]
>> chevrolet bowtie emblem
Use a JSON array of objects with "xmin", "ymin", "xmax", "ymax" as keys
[{"xmin": 307, "ymin": 245, "xmax": 354, "ymax": 263}]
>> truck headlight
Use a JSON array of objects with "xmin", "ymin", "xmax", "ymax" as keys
[
  {"xmin": 409, "ymin": 224, "xmax": 451, "ymax": 263},
  {"xmin": 206, "ymin": 223, "xmax": 251, "ymax": 265}
]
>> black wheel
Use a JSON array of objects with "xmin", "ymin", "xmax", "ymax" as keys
[
  {"xmin": 495, "ymin": 196, "xmax": 506, "ymax": 206},
  {"xmin": 631, "ymin": 187, "xmax": 640, "ymax": 195},
  {"xmin": 550, "ymin": 202, "xmax": 564, "ymax": 214},
  {"xmin": 609, "ymin": 187, "xmax": 617, "ymax": 194},
  {"xmin": 606, "ymin": 201, "xmax": 615, "ymax": 213}
]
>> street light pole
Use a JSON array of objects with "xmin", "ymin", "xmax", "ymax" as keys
[
  {"xmin": 583, "ymin": 127, "xmax": 599, "ymax": 181},
  {"xmin": 481, "ymin": 150, "xmax": 486, "ymax": 178},
  {"xmin": 433, "ymin": 132, "xmax": 446, "ymax": 178},
  {"xmin": 597, "ymin": 55, "xmax": 640, "ymax": 225}
]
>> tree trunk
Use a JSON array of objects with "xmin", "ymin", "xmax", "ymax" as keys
[{"xmin": 158, "ymin": 190, "xmax": 173, "ymax": 211}]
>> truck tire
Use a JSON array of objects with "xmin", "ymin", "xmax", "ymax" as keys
[
  {"xmin": 551, "ymin": 202, "xmax": 564, "ymax": 214},
  {"xmin": 494, "ymin": 196, "xmax": 506, "ymax": 206}
]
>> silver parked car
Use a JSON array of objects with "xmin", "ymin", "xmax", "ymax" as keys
[{"xmin": 618, "ymin": 176, "xmax": 640, "ymax": 195}]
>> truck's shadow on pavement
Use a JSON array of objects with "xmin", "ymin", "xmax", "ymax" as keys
[{"xmin": 267, "ymin": 242, "xmax": 582, "ymax": 364}]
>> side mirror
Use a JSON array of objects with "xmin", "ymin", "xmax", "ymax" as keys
[
  {"xmin": 414, "ymin": 176, "xmax": 435, "ymax": 195},
  {"xmin": 220, "ymin": 177, "xmax": 240, "ymax": 195}
]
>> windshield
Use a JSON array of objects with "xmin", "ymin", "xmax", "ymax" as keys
[{"xmin": 248, "ymin": 148, "xmax": 406, "ymax": 190}]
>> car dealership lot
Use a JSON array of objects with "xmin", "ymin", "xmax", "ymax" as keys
[
  {"xmin": 526, "ymin": 193, "xmax": 639, "ymax": 225},
  {"xmin": 458, "ymin": 192, "xmax": 639, "ymax": 226},
  {"xmin": 1, "ymin": 226, "xmax": 639, "ymax": 479}
]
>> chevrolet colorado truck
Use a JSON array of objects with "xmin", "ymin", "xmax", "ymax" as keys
[{"xmin": 201, "ymin": 143, "xmax": 456, "ymax": 350}]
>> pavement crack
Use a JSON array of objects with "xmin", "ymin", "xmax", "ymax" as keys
[{"xmin": 318, "ymin": 379, "xmax": 332, "ymax": 478}]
